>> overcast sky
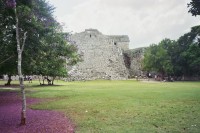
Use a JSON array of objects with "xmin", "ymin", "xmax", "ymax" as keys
[{"xmin": 48, "ymin": 0, "xmax": 199, "ymax": 49}]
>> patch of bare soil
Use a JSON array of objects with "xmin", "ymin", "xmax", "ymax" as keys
[
  {"xmin": 0, "ymin": 92, "xmax": 75, "ymax": 133},
  {"xmin": 0, "ymin": 84, "xmax": 20, "ymax": 88}
]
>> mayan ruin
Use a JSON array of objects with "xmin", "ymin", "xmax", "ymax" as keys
[{"xmin": 67, "ymin": 29, "xmax": 131, "ymax": 80}]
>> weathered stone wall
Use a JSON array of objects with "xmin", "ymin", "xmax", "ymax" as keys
[
  {"xmin": 67, "ymin": 29, "xmax": 129, "ymax": 80},
  {"xmin": 108, "ymin": 35, "xmax": 129, "ymax": 51},
  {"xmin": 124, "ymin": 47, "xmax": 147, "ymax": 77}
]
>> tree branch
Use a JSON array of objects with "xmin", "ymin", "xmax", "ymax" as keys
[
  {"xmin": 21, "ymin": 31, "xmax": 27, "ymax": 52},
  {"xmin": 0, "ymin": 55, "xmax": 15, "ymax": 65}
]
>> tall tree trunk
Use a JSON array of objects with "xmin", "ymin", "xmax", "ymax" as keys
[
  {"xmin": 15, "ymin": 7, "xmax": 27, "ymax": 125},
  {"xmin": 43, "ymin": 76, "xmax": 45, "ymax": 85},
  {"xmin": 39, "ymin": 76, "xmax": 41, "ymax": 85},
  {"xmin": 5, "ymin": 74, "xmax": 12, "ymax": 86},
  {"xmin": 52, "ymin": 77, "xmax": 55, "ymax": 85}
]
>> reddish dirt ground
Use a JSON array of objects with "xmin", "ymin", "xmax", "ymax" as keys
[{"xmin": 0, "ymin": 91, "xmax": 75, "ymax": 133}]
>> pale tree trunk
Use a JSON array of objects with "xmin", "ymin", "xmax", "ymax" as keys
[
  {"xmin": 15, "ymin": 7, "xmax": 27, "ymax": 125},
  {"xmin": 43, "ymin": 76, "xmax": 45, "ymax": 85},
  {"xmin": 39, "ymin": 76, "xmax": 41, "ymax": 85}
]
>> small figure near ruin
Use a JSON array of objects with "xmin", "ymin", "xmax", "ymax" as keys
[
  {"xmin": 154, "ymin": 75, "xmax": 157, "ymax": 80},
  {"xmin": 135, "ymin": 75, "xmax": 138, "ymax": 81}
]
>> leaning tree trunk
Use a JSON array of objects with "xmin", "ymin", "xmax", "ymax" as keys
[{"xmin": 15, "ymin": 6, "xmax": 27, "ymax": 125}]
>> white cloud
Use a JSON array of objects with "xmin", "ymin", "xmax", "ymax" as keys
[{"xmin": 48, "ymin": 0, "xmax": 200, "ymax": 48}]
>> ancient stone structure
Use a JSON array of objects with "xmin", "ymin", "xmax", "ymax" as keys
[
  {"xmin": 67, "ymin": 29, "xmax": 130, "ymax": 80},
  {"xmin": 124, "ymin": 47, "xmax": 147, "ymax": 77}
]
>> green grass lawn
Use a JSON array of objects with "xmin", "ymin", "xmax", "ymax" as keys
[{"xmin": 1, "ymin": 80, "xmax": 200, "ymax": 132}]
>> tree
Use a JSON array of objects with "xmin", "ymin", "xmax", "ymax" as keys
[
  {"xmin": 0, "ymin": 0, "xmax": 18, "ymax": 85},
  {"xmin": 184, "ymin": 44, "xmax": 200, "ymax": 76},
  {"xmin": 3, "ymin": 0, "xmax": 80, "ymax": 125},
  {"xmin": 6, "ymin": 0, "xmax": 27, "ymax": 125},
  {"xmin": 15, "ymin": 0, "xmax": 80, "ymax": 81},
  {"xmin": 188, "ymin": 0, "xmax": 200, "ymax": 16},
  {"xmin": 143, "ymin": 26, "xmax": 200, "ymax": 80},
  {"xmin": 0, "ymin": 0, "xmax": 66, "ymax": 85},
  {"xmin": 173, "ymin": 25, "xmax": 200, "ymax": 77},
  {"xmin": 172, "ymin": 26, "xmax": 200, "ymax": 76},
  {"xmin": 33, "ymin": 32, "xmax": 80, "ymax": 85},
  {"xmin": 142, "ymin": 39, "xmax": 174, "ymax": 79}
]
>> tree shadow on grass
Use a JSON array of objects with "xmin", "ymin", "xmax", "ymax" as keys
[
  {"xmin": 31, "ymin": 84, "xmax": 65, "ymax": 88},
  {"xmin": 0, "ymin": 84, "xmax": 66, "ymax": 92},
  {"xmin": 0, "ymin": 84, "xmax": 19, "ymax": 88}
]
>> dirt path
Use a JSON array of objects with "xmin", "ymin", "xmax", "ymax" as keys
[{"xmin": 0, "ymin": 91, "xmax": 75, "ymax": 133}]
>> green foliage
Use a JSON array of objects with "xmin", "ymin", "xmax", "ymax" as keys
[
  {"xmin": 142, "ymin": 39, "xmax": 174, "ymax": 76},
  {"xmin": 143, "ymin": 25, "xmax": 200, "ymax": 77},
  {"xmin": 30, "ymin": 32, "xmax": 79, "ymax": 80},
  {"xmin": 0, "ymin": 0, "xmax": 17, "ymax": 75},
  {"xmin": 0, "ymin": 0, "xmax": 79, "ymax": 80},
  {"xmin": 183, "ymin": 44, "xmax": 200, "ymax": 75},
  {"xmin": 188, "ymin": 0, "xmax": 200, "ymax": 16},
  {"xmin": 173, "ymin": 25, "xmax": 200, "ymax": 76}
]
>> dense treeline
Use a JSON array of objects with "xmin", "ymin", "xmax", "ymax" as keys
[
  {"xmin": 0, "ymin": 0, "xmax": 80, "ymax": 125},
  {"xmin": 142, "ymin": 25, "xmax": 200, "ymax": 80},
  {"xmin": 0, "ymin": 0, "xmax": 79, "ymax": 85},
  {"xmin": 142, "ymin": 0, "xmax": 200, "ymax": 80}
]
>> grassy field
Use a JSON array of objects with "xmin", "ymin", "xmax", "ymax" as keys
[{"xmin": 1, "ymin": 80, "xmax": 200, "ymax": 132}]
